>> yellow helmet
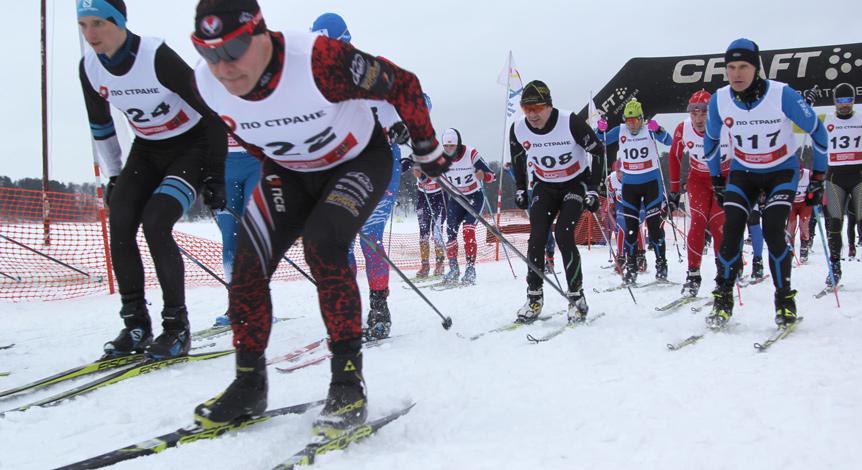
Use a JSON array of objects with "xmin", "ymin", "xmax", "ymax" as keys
[{"xmin": 624, "ymin": 100, "xmax": 643, "ymax": 119}]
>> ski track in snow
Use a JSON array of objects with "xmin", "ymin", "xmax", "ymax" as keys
[{"xmin": 1, "ymin": 220, "xmax": 861, "ymax": 470}]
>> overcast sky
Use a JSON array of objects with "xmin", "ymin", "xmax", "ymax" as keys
[{"xmin": 2, "ymin": 0, "xmax": 859, "ymax": 184}]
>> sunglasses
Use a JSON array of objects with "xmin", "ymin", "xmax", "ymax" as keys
[
  {"xmin": 521, "ymin": 103, "xmax": 548, "ymax": 114},
  {"xmin": 836, "ymin": 97, "xmax": 855, "ymax": 104},
  {"xmin": 192, "ymin": 11, "xmax": 262, "ymax": 64}
]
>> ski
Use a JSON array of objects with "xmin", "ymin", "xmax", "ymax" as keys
[
  {"xmin": 192, "ymin": 316, "xmax": 296, "ymax": 341},
  {"xmin": 526, "ymin": 312, "xmax": 606, "ymax": 344},
  {"xmin": 0, "ymin": 344, "xmax": 14, "ymax": 350},
  {"xmin": 275, "ymin": 337, "xmax": 400, "ymax": 374},
  {"xmin": 268, "ymin": 338, "xmax": 328, "ymax": 366},
  {"xmin": 754, "ymin": 317, "xmax": 804, "ymax": 351},
  {"xmin": 3, "ymin": 350, "xmax": 234, "ymax": 415},
  {"xmin": 0, "ymin": 353, "xmax": 145, "ymax": 400},
  {"xmin": 595, "ymin": 279, "xmax": 678, "ymax": 293},
  {"xmin": 270, "ymin": 403, "xmax": 415, "ymax": 470},
  {"xmin": 655, "ymin": 296, "xmax": 706, "ymax": 312},
  {"xmin": 51, "ymin": 399, "xmax": 326, "ymax": 470},
  {"xmin": 815, "ymin": 285, "xmax": 841, "ymax": 299},
  {"xmin": 463, "ymin": 310, "xmax": 566, "ymax": 341}
]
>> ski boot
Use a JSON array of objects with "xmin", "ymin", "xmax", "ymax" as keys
[
  {"xmin": 363, "ymin": 289, "xmax": 391, "ymax": 341},
  {"xmin": 104, "ymin": 299, "xmax": 152, "ymax": 357},
  {"xmin": 515, "ymin": 288, "xmax": 544, "ymax": 323},
  {"xmin": 774, "ymin": 288, "xmax": 798, "ymax": 326},
  {"xmin": 655, "ymin": 257, "xmax": 668, "ymax": 281},
  {"xmin": 461, "ymin": 257, "xmax": 477, "ymax": 284},
  {"xmin": 636, "ymin": 249, "xmax": 647, "ymax": 273},
  {"xmin": 624, "ymin": 255, "xmax": 638, "ymax": 284},
  {"xmin": 415, "ymin": 262, "xmax": 430, "ymax": 279},
  {"xmin": 443, "ymin": 259, "xmax": 460, "ymax": 284},
  {"xmin": 613, "ymin": 255, "xmax": 626, "ymax": 274},
  {"xmin": 706, "ymin": 283, "xmax": 734, "ymax": 329},
  {"xmin": 682, "ymin": 269, "xmax": 701, "ymax": 297},
  {"xmin": 751, "ymin": 257, "xmax": 764, "ymax": 280},
  {"xmin": 799, "ymin": 243, "xmax": 809, "ymax": 264},
  {"xmin": 194, "ymin": 351, "xmax": 268, "ymax": 429},
  {"xmin": 145, "ymin": 306, "xmax": 191, "ymax": 359},
  {"xmin": 566, "ymin": 288, "xmax": 589, "ymax": 324},
  {"xmin": 313, "ymin": 339, "xmax": 367, "ymax": 438},
  {"xmin": 433, "ymin": 256, "xmax": 446, "ymax": 276},
  {"xmin": 826, "ymin": 261, "xmax": 842, "ymax": 287}
]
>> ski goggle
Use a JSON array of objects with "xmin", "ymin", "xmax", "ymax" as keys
[
  {"xmin": 191, "ymin": 11, "xmax": 262, "ymax": 64},
  {"xmin": 836, "ymin": 97, "xmax": 855, "ymax": 104},
  {"xmin": 521, "ymin": 103, "xmax": 548, "ymax": 114}
]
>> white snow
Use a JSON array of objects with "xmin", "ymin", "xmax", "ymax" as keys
[{"xmin": 1, "ymin": 219, "xmax": 861, "ymax": 470}]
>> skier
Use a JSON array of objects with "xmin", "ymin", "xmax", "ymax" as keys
[
  {"xmin": 511, "ymin": 81, "xmax": 605, "ymax": 323},
  {"xmin": 311, "ymin": 12, "xmax": 412, "ymax": 341},
  {"xmin": 597, "ymin": 99, "xmax": 674, "ymax": 283},
  {"xmin": 77, "ymin": 0, "xmax": 227, "ymax": 359},
  {"xmin": 703, "ymin": 38, "xmax": 827, "ymax": 328},
  {"xmin": 822, "ymin": 82, "xmax": 862, "ymax": 285},
  {"xmin": 439, "ymin": 128, "xmax": 495, "ymax": 285},
  {"xmin": 787, "ymin": 162, "xmax": 813, "ymax": 263},
  {"xmin": 190, "ymin": 0, "xmax": 448, "ymax": 436},
  {"xmin": 669, "ymin": 91, "xmax": 732, "ymax": 297},
  {"xmin": 212, "ymin": 131, "xmax": 262, "ymax": 327},
  {"xmin": 606, "ymin": 160, "xmax": 646, "ymax": 273}
]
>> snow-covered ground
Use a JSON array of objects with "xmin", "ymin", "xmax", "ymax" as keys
[{"xmin": 1, "ymin": 218, "xmax": 861, "ymax": 470}]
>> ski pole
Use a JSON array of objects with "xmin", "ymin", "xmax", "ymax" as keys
[
  {"xmin": 222, "ymin": 206, "xmax": 317, "ymax": 286},
  {"xmin": 479, "ymin": 183, "xmax": 516, "ymax": 279},
  {"xmin": 590, "ymin": 211, "xmax": 637, "ymax": 304},
  {"xmin": 358, "ymin": 231, "xmax": 452, "ymax": 330},
  {"xmin": 814, "ymin": 205, "xmax": 841, "ymax": 307},
  {"xmin": 435, "ymin": 176, "xmax": 569, "ymax": 302},
  {"xmin": 0, "ymin": 233, "xmax": 98, "ymax": 280}
]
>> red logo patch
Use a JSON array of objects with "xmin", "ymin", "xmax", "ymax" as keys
[
  {"xmin": 827, "ymin": 124, "xmax": 835, "ymax": 132},
  {"xmin": 621, "ymin": 136, "xmax": 627, "ymax": 144},
  {"xmin": 523, "ymin": 141, "xmax": 531, "ymax": 151},
  {"xmin": 99, "ymin": 86, "xmax": 108, "ymax": 99},
  {"xmin": 724, "ymin": 117, "xmax": 734, "ymax": 128}
]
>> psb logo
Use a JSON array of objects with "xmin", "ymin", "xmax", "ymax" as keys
[
  {"xmin": 687, "ymin": 141, "xmax": 695, "ymax": 149},
  {"xmin": 99, "ymin": 86, "xmax": 108, "ymax": 99},
  {"xmin": 828, "ymin": 124, "xmax": 835, "ymax": 132},
  {"xmin": 523, "ymin": 141, "xmax": 531, "ymax": 151},
  {"xmin": 200, "ymin": 16, "xmax": 222, "ymax": 37},
  {"xmin": 724, "ymin": 117, "xmax": 735, "ymax": 128},
  {"xmin": 825, "ymin": 47, "xmax": 862, "ymax": 81},
  {"xmin": 620, "ymin": 136, "xmax": 627, "ymax": 144}
]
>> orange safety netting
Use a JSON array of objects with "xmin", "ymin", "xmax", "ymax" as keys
[{"xmin": 1, "ymin": 188, "xmax": 610, "ymax": 302}]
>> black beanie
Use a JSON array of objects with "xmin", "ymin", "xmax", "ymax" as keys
[
  {"xmin": 194, "ymin": 0, "xmax": 265, "ymax": 40},
  {"xmin": 834, "ymin": 83, "xmax": 856, "ymax": 99},
  {"xmin": 521, "ymin": 80, "xmax": 552, "ymax": 106}
]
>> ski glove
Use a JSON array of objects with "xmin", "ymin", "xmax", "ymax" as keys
[
  {"xmin": 515, "ymin": 190, "xmax": 529, "ymax": 210},
  {"xmin": 584, "ymin": 191, "xmax": 600, "ymax": 213},
  {"xmin": 805, "ymin": 170, "xmax": 825, "ymax": 207},
  {"xmin": 202, "ymin": 176, "xmax": 227, "ymax": 211},
  {"xmin": 711, "ymin": 175, "xmax": 727, "ymax": 208},
  {"xmin": 412, "ymin": 137, "xmax": 451, "ymax": 177},
  {"xmin": 103, "ymin": 176, "xmax": 118, "ymax": 205},
  {"xmin": 387, "ymin": 121, "xmax": 410, "ymax": 145},
  {"xmin": 669, "ymin": 191, "xmax": 681, "ymax": 212}
]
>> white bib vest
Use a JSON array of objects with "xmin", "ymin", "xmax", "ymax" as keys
[
  {"xmin": 513, "ymin": 110, "xmax": 589, "ymax": 183},
  {"xmin": 824, "ymin": 112, "xmax": 862, "ymax": 166},
  {"xmin": 716, "ymin": 81, "xmax": 797, "ymax": 170},
  {"xmin": 195, "ymin": 31, "xmax": 376, "ymax": 172},
  {"xmin": 83, "ymin": 36, "xmax": 202, "ymax": 140}
]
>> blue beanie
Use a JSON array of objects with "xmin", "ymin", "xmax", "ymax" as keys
[
  {"xmin": 311, "ymin": 13, "xmax": 351, "ymax": 43},
  {"xmin": 725, "ymin": 38, "xmax": 759, "ymax": 67},
  {"xmin": 77, "ymin": 0, "xmax": 127, "ymax": 29}
]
